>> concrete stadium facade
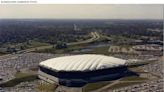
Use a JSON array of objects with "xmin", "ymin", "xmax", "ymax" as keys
[{"xmin": 38, "ymin": 66, "xmax": 128, "ymax": 87}]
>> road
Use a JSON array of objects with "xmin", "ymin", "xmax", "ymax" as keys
[{"xmin": 67, "ymin": 32, "xmax": 100, "ymax": 46}]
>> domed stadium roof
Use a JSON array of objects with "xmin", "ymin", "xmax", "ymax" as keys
[{"xmin": 39, "ymin": 54, "xmax": 126, "ymax": 72}]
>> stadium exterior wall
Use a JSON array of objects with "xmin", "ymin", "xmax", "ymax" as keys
[{"xmin": 38, "ymin": 66, "xmax": 128, "ymax": 87}]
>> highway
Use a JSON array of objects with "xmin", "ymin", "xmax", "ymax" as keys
[{"xmin": 67, "ymin": 32, "xmax": 100, "ymax": 46}]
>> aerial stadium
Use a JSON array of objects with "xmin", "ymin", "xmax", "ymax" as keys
[{"xmin": 38, "ymin": 54, "xmax": 155, "ymax": 87}]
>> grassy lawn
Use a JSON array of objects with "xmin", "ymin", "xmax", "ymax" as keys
[
  {"xmin": 34, "ymin": 43, "xmax": 90, "ymax": 54},
  {"xmin": 14, "ymin": 72, "xmax": 34, "ymax": 78},
  {"xmin": 128, "ymin": 67, "xmax": 146, "ymax": 73},
  {"xmin": 0, "ymin": 72, "xmax": 38, "ymax": 87},
  {"xmin": 27, "ymin": 40, "xmax": 50, "ymax": 48},
  {"xmin": 106, "ymin": 81, "xmax": 143, "ymax": 90},
  {"xmin": 82, "ymin": 75, "xmax": 147, "ymax": 92},
  {"xmin": 35, "ymin": 44, "xmax": 110, "ymax": 55},
  {"xmin": 35, "ymin": 43, "xmax": 138, "ymax": 55},
  {"xmin": 82, "ymin": 81, "xmax": 111, "ymax": 92},
  {"xmin": 36, "ymin": 83, "xmax": 58, "ymax": 92},
  {"xmin": 34, "ymin": 47, "xmax": 56, "ymax": 54},
  {"xmin": 82, "ymin": 76, "xmax": 147, "ymax": 92},
  {"xmin": 85, "ymin": 46, "xmax": 110, "ymax": 55},
  {"xmin": 0, "ymin": 40, "xmax": 51, "ymax": 54},
  {"xmin": 2, "ymin": 40, "xmax": 50, "ymax": 49},
  {"xmin": 100, "ymin": 76, "xmax": 147, "ymax": 91},
  {"xmin": 30, "ymin": 67, "xmax": 39, "ymax": 71},
  {"xmin": 120, "ymin": 76, "xmax": 148, "ymax": 81}
]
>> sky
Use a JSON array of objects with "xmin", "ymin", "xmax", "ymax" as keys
[{"xmin": 0, "ymin": 4, "xmax": 163, "ymax": 19}]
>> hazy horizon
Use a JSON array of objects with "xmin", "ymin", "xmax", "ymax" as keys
[
  {"xmin": 0, "ymin": 18, "xmax": 163, "ymax": 20},
  {"xmin": 0, "ymin": 5, "xmax": 163, "ymax": 19}
]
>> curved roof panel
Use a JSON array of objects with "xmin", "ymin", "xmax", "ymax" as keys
[{"xmin": 39, "ymin": 54, "xmax": 126, "ymax": 71}]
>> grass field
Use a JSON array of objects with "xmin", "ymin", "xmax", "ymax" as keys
[
  {"xmin": 120, "ymin": 76, "xmax": 148, "ymax": 81},
  {"xmin": 128, "ymin": 67, "xmax": 146, "ymax": 73},
  {"xmin": 99, "ymin": 75, "xmax": 148, "ymax": 91},
  {"xmin": 30, "ymin": 67, "xmax": 39, "ymax": 71},
  {"xmin": 85, "ymin": 46, "xmax": 110, "ymax": 55},
  {"xmin": 0, "ymin": 40, "xmax": 51, "ymax": 54},
  {"xmin": 0, "ymin": 72, "xmax": 38, "ymax": 87},
  {"xmin": 106, "ymin": 81, "xmax": 143, "ymax": 90},
  {"xmin": 82, "ymin": 81, "xmax": 111, "ymax": 92},
  {"xmin": 82, "ymin": 75, "xmax": 147, "ymax": 92},
  {"xmin": 36, "ymin": 83, "xmax": 58, "ymax": 92},
  {"xmin": 34, "ymin": 43, "xmax": 91, "ymax": 54},
  {"xmin": 1, "ymin": 40, "xmax": 50, "ymax": 49}
]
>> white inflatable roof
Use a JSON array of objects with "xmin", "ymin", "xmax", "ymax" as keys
[{"xmin": 39, "ymin": 54, "xmax": 126, "ymax": 71}]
